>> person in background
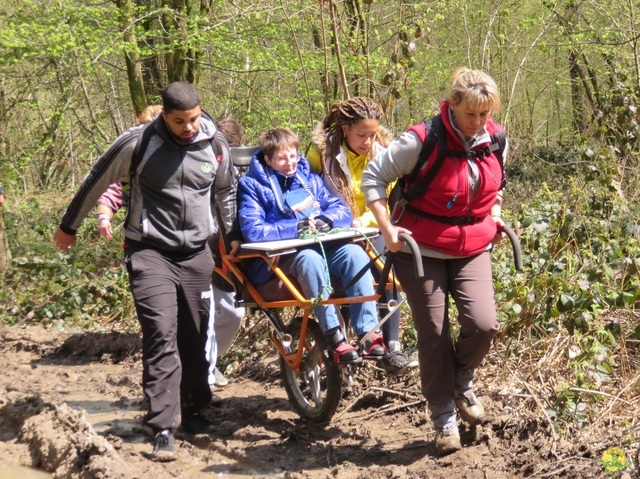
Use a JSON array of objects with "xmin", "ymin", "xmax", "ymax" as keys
[
  {"xmin": 307, "ymin": 97, "xmax": 419, "ymax": 376},
  {"xmin": 53, "ymin": 82, "xmax": 241, "ymax": 461},
  {"xmin": 362, "ymin": 68, "xmax": 507, "ymax": 455},
  {"xmin": 238, "ymin": 127, "xmax": 387, "ymax": 363}
]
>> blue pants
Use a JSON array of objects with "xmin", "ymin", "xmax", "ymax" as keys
[{"xmin": 278, "ymin": 242, "xmax": 378, "ymax": 336}]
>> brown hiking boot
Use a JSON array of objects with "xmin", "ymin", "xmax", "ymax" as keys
[
  {"xmin": 434, "ymin": 425, "xmax": 461, "ymax": 456},
  {"xmin": 455, "ymin": 391, "xmax": 485, "ymax": 426}
]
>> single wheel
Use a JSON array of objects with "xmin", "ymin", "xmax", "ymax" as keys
[{"xmin": 280, "ymin": 317, "xmax": 342, "ymax": 422}]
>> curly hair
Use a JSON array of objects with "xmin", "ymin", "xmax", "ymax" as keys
[
  {"xmin": 320, "ymin": 97, "xmax": 382, "ymax": 216},
  {"xmin": 136, "ymin": 105, "xmax": 162, "ymax": 125}
]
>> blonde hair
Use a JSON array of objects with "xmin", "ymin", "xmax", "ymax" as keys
[
  {"xmin": 448, "ymin": 68, "xmax": 501, "ymax": 114},
  {"xmin": 136, "ymin": 105, "xmax": 163, "ymax": 125}
]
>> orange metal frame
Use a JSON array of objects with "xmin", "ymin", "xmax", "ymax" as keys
[{"xmin": 214, "ymin": 234, "xmax": 401, "ymax": 373}]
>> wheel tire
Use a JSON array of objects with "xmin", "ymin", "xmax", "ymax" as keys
[{"xmin": 280, "ymin": 317, "xmax": 342, "ymax": 423}]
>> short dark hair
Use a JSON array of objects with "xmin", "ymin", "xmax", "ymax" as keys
[
  {"xmin": 162, "ymin": 82, "xmax": 200, "ymax": 113},
  {"xmin": 217, "ymin": 118, "xmax": 244, "ymax": 147},
  {"xmin": 259, "ymin": 128, "xmax": 300, "ymax": 159}
]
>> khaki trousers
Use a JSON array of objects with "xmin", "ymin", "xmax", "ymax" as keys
[{"xmin": 393, "ymin": 251, "xmax": 499, "ymax": 424}]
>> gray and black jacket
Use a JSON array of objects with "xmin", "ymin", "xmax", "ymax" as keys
[{"xmin": 59, "ymin": 114, "xmax": 239, "ymax": 254}]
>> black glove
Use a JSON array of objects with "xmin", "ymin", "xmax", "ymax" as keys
[
  {"xmin": 314, "ymin": 215, "xmax": 333, "ymax": 233},
  {"xmin": 297, "ymin": 217, "xmax": 311, "ymax": 237}
]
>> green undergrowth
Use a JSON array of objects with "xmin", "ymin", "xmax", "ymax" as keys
[{"xmin": 0, "ymin": 193, "xmax": 135, "ymax": 330}]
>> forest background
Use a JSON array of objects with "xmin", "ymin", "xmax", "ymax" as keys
[{"xmin": 0, "ymin": 0, "xmax": 639, "ymax": 472}]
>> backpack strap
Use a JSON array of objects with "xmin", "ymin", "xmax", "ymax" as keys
[
  {"xmin": 129, "ymin": 121, "xmax": 155, "ymax": 182},
  {"xmin": 400, "ymin": 115, "xmax": 448, "ymax": 205},
  {"xmin": 123, "ymin": 121, "xmax": 155, "ymax": 228},
  {"xmin": 397, "ymin": 116, "xmax": 506, "ymax": 209},
  {"xmin": 492, "ymin": 128, "xmax": 507, "ymax": 190}
]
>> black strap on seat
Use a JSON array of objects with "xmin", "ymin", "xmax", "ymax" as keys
[{"xmin": 328, "ymin": 250, "xmax": 383, "ymax": 299}]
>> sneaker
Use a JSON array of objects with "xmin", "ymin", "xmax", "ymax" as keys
[
  {"xmin": 328, "ymin": 340, "xmax": 361, "ymax": 364},
  {"xmin": 360, "ymin": 332, "xmax": 387, "ymax": 359},
  {"xmin": 434, "ymin": 425, "xmax": 461, "ymax": 456},
  {"xmin": 455, "ymin": 391, "xmax": 485, "ymax": 426},
  {"xmin": 380, "ymin": 350, "xmax": 419, "ymax": 376},
  {"xmin": 181, "ymin": 412, "xmax": 213, "ymax": 434},
  {"xmin": 152, "ymin": 429, "xmax": 176, "ymax": 462},
  {"xmin": 213, "ymin": 368, "xmax": 228, "ymax": 387}
]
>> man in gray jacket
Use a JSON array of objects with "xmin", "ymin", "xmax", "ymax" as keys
[{"xmin": 53, "ymin": 82, "xmax": 241, "ymax": 461}]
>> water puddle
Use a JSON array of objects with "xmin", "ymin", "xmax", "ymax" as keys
[{"xmin": 0, "ymin": 463, "xmax": 50, "ymax": 479}]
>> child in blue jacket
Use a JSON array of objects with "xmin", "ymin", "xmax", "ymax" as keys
[{"xmin": 237, "ymin": 127, "xmax": 386, "ymax": 363}]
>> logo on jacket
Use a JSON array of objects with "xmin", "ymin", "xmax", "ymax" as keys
[{"xmin": 201, "ymin": 163, "xmax": 213, "ymax": 173}]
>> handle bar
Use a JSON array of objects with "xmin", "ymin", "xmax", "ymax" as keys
[
  {"xmin": 375, "ymin": 225, "xmax": 522, "ymax": 297},
  {"xmin": 398, "ymin": 233, "xmax": 424, "ymax": 278},
  {"xmin": 501, "ymin": 225, "xmax": 523, "ymax": 271},
  {"xmin": 375, "ymin": 233, "xmax": 424, "ymax": 297}
]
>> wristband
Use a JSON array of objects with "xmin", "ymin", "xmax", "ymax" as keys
[{"xmin": 97, "ymin": 214, "xmax": 111, "ymax": 222}]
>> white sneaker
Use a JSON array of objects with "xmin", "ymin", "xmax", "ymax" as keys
[{"xmin": 213, "ymin": 368, "xmax": 228, "ymax": 387}]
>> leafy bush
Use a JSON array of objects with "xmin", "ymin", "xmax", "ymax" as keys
[{"xmin": 0, "ymin": 193, "xmax": 136, "ymax": 329}]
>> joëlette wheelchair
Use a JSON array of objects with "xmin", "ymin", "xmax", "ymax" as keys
[
  {"xmin": 213, "ymin": 146, "xmax": 424, "ymax": 423},
  {"xmin": 214, "ymin": 146, "xmax": 522, "ymax": 424}
]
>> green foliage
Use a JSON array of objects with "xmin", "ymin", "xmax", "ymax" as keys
[
  {"xmin": 492, "ymin": 141, "xmax": 640, "ymax": 427},
  {"xmin": 0, "ymin": 195, "xmax": 135, "ymax": 329}
]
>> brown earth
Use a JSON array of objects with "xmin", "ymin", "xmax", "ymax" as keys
[{"xmin": 0, "ymin": 323, "xmax": 635, "ymax": 479}]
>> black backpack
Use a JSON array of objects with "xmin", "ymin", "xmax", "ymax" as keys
[{"xmin": 389, "ymin": 114, "xmax": 506, "ymax": 218}]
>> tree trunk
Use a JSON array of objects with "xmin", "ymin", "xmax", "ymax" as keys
[
  {"xmin": 0, "ymin": 209, "xmax": 10, "ymax": 272},
  {"xmin": 116, "ymin": 0, "xmax": 148, "ymax": 114},
  {"xmin": 568, "ymin": 50, "xmax": 585, "ymax": 135}
]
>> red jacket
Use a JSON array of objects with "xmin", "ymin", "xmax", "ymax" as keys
[{"xmin": 397, "ymin": 102, "xmax": 504, "ymax": 256}]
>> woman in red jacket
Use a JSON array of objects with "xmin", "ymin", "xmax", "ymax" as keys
[{"xmin": 362, "ymin": 68, "xmax": 508, "ymax": 456}]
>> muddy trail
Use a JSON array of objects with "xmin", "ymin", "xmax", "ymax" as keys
[{"xmin": 0, "ymin": 324, "xmax": 629, "ymax": 479}]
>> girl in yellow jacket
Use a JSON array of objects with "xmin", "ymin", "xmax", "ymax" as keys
[{"xmin": 307, "ymin": 97, "xmax": 418, "ymax": 376}]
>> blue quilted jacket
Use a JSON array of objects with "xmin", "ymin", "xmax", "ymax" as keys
[{"xmin": 238, "ymin": 149, "xmax": 353, "ymax": 284}]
